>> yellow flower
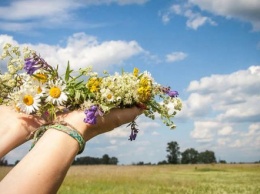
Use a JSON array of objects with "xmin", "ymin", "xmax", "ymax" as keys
[
  {"xmin": 138, "ymin": 77, "xmax": 152, "ymax": 103},
  {"xmin": 133, "ymin": 68, "xmax": 139, "ymax": 77},
  {"xmin": 86, "ymin": 77, "xmax": 102, "ymax": 93},
  {"xmin": 34, "ymin": 73, "xmax": 48, "ymax": 83}
]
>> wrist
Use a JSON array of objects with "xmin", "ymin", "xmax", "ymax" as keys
[{"xmin": 31, "ymin": 122, "xmax": 86, "ymax": 154}]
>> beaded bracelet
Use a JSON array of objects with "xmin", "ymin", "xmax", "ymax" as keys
[{"xmin": 31, "ymin": 122, "xmax": 86, "ymax": 155}]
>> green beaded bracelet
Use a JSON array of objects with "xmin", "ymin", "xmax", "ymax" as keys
[{"xmin": 31, "ymin": 123, "xmax": 86, "ymax": 155}]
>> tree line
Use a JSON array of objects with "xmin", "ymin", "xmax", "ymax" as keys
[
  {"xmin": 158, "ymin": 141, "xmax": 217, "ymax": 165},
  {"xmin": 2, "ymin": 141, "xmax": 259, "ymax": 166},
  {"xmin": 72, "ymin": 154, "xmax": 119, "ymax": 165},
  {"xmin": 73, "ymin": 141, "xmax": 218, "ymax": 166}
]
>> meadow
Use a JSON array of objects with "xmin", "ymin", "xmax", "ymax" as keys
[{"xmin": 0, "ymin": 164, "xmax": 259, "ymax": 194}]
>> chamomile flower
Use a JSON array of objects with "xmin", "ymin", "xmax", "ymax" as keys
[
  {"xmin": 100, "ymin": 88, "xmax": 114, "ymax": 103},
  {"xmin": 16, "ymin": 89, "xmax": 41, "ymax": 114},
  {"xmin": 45, "ymin": 79, "xmax": 68, "ymax": 106}
]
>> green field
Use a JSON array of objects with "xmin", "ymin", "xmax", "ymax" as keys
[{"xmin": 1, "ymin": 164, "xmax": 260, "ymax": 194}]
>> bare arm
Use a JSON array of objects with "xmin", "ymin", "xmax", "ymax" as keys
[{"xmin": 0, "ymin": 107, "xmax": 142, "ymax": 194}]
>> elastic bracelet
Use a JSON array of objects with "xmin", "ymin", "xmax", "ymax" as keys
[{"xmin": 31, "ymin": 123, "xmax": 86, "ymax": 155}]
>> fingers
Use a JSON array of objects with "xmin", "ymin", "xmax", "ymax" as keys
[
  {"xmin": 51, "ymin": 106, "xmax": 144, "ymax": 141},
  {"xmin": 95, "ymin": 106, "xmax": 143, "ymax": 132}
]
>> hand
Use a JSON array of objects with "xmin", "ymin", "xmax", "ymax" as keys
[
  {"xmin": 0, "ymin": 105, "xmax": 45, "ymax": 158},
  {"xmin": 0, "ymin": 105, "xmax": 45, "ymax": 136},
  {"xmin": 57, "ymin": 106, "xmax": 143, "ymax": 141}
]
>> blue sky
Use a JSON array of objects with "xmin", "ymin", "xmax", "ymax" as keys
[{"xmin": 1, "ymin": 0, "xmax": 260, "ymax": 164}]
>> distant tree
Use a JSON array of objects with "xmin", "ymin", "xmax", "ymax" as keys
[
  {"xmin": 137, "ymin": 161, "xmax": 144, "ymax": 165},
  {"xmin": 109, "ymin": 157, "xmax": 118, "ymax": 165},
  {"xmin": 73, "ymin": 156, "xmax": 102, "ymax": 165},
  {"xmin": 166, "ymin": 141, "xmax": 180, "ymax": 164},
  {"xmin": 157, "ymin": 160, "xmax": 168, "ymax": 165},
  {"xmin": 198, "ymin": 150, "xmax": 216, "ymax": 164},
  {"xmin": 0, "ymin": 157, "xmax": 8, "ymax": 166},
  {"xmin": 181, "ymin": 148, "xmax": 199, "ymax": 164},
  {"xmin": 73, "ymin": 155, "xmax": 119, "ymax": 165},
  {"xmin": 102, "ymin": 154, "xmax": 110, "ymax": 164},
  {"xmin": 219, "ymin": 160, "xmax": 227, "ymax": 164}
]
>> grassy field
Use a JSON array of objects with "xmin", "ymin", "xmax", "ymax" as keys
[{"xmin": 1, "ymin": 164, "xmax": 259, "ymax": 194}]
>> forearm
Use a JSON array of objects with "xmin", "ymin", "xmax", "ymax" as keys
[
  {"xmin": 0, "ymin": 106, "xmax": 143, "ymax": 193},
  {"xmin": 0, "ymin": 129, "xmax": 78, "ymax": 194}
]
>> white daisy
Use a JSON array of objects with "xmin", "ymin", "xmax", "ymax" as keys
[
  {"xmin": 17, "ymin": 89, "xmax": 41, "ymax": 114},
  {"xmin": 45, "ymin": 79, "xmax": 68, "ymax": 106},
  {"xmin": 101, "ymin": 88, "xmax": 114, "ymax": 103}
]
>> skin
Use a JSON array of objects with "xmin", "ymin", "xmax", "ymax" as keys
[{"xmin": 0, "ymin": 105, "xmax": 143, "ymax": 194}]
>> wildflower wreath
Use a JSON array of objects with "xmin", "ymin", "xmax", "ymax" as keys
[{"xmin": 0, "ymin": 43, "xmax": 182, "ymax": 140}]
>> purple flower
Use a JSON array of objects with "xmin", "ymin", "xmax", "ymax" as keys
[
  {"xmin": 24, "ymin": 58, "xmax": 42, "ymax": 75},
  {"xmin": 167, "ymin": 90, "xmax": 179, "ymax": 98},
  {"xmin": 24, "ymin": 54, "xmax": 53, "ymax": 75},
  {"xmin": 83, "ymin": 105, "xmax": 98, "ymax": 124},
  {"xmin": 129, "ymin": 129, "xmax": 138, "ymax": 141}
]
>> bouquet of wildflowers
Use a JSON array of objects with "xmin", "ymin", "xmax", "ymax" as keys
[{"xmin": 0, "ymin": 43, "xmax": 182, "ymax": 140}]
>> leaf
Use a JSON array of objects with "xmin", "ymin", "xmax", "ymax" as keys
[
  {"xmin": 65, "ymin": 61, "xmax": 72, "ymax": 82},
  {"xmin": 75, "ymin": 90, "xmax": 81, "ymax": 102}
]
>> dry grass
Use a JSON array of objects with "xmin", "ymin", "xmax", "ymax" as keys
[
  {"xmin": 1, "ymin": 164, "xmax": 260, "ymax": 194},
  {"xmin": 59, "ymin": 164, "xmax": 260, "ymax": 194}
]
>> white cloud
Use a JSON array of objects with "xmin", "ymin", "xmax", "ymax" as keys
[
  {"xmin": 166, "ymin": 52, "xmax": 187, "ymax": 63},
  {"xmin": 190, "ymin": 121, "xmax": 218, "ymax": 142},
  {"xmin": 0, "ymin": 34, "xmax": 18, "ymax": 45},
  {"xmin": 0, "ymin": 0, "xmax": 149, "ymax": 32},
  {"xmin": 218, "ymin": 126, "xmax": 233, "ymax": 136},
  {"xmin": 189, "ymin": 0, "xmax": 260, "ymax": 31},
  {"xmin": 187, "ymin": 66, "xmax": 260, "ymax": 123},
  {"xmin": 0, "ymin": 0, "xmax": 149, "ymax": 20},
  {"xmin": 161, "ymin": 0, "xmax": 260, "ymax": 31},
  {"xmin": 184, "ymin": 93, "xmax": 212, "ymax": 117},
  {"xmin": 105, "ymin": 124, "xmax": 131, "ymax": 138},
  {"xmin": 184, "ymin": 9, "xmax": 216, "ymax": 30},
  {"xmin": 109, "ymin": 0, "xmax": 149, "ymax": 5},
  {"xmin": 0, "ymin": 33, "xmax": 144, "ymax": 72},
  {"xmin": 159, "ymin": 3, "xmax": 216, "ymax": 30},
  {"xmin": 185, "ymin": 66, "xmax": 260, "ymax": 159},
  {"xmin": 0, "ymin": 0, "xmax": 79, "ymax": 21},
  {"xmin": 217, "ymin": 138, "xmax": 230, "ymax": 146}
]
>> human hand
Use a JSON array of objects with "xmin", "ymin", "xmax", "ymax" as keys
[
  {"xmin": 0, "ymin": 105, "xmax": 45, "ymax": 137},
  {"xmin": 0, "ymin": 105, "xmax": 46, "ymax": 158},
  {"xmin": 57, "ymin": 106, "xmax": 143, "ymax": 141}
]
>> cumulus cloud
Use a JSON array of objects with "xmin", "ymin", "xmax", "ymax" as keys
[
  {"xmin": 218, "ymin": 126, "xmax": 233, "ymax": 136},
  {"xmin": 166, "ymin": 52, "xmax": 187, "ymax": 63},
  {"xmin": 159, "ymin": 3, "xmax": 216, "ymax": 30},
  {"xmin": 186, "ymin": 66, "xmax": 260, "ymax": 122},
  {"xmin": 189, "ymin": 0, "xmax": 260, "ymax": 31},
  {"xmin": 160, "ymin": 0, "xmax": 260, "ymax": 31},
  {"xmin": 0, "ymin": 0, "xmax": 148, "ymax": 20},
  {"xmin": 0, "ymin": 0, "xmax": 79, "ymax": 21},
  {"xmin": 0, "ymin": 33, "xmax": 144, "ymax": 72},
  {"xmin": 185, "ymin": 66, "xmax": 260, "ymax": 156},
  {"xmin": 0, "ymin": 0, "xmax": 149, "ymax": 32},
  {"xmin": 190, "ymin": 121, "xmax": 218, "ymax": 142}
]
